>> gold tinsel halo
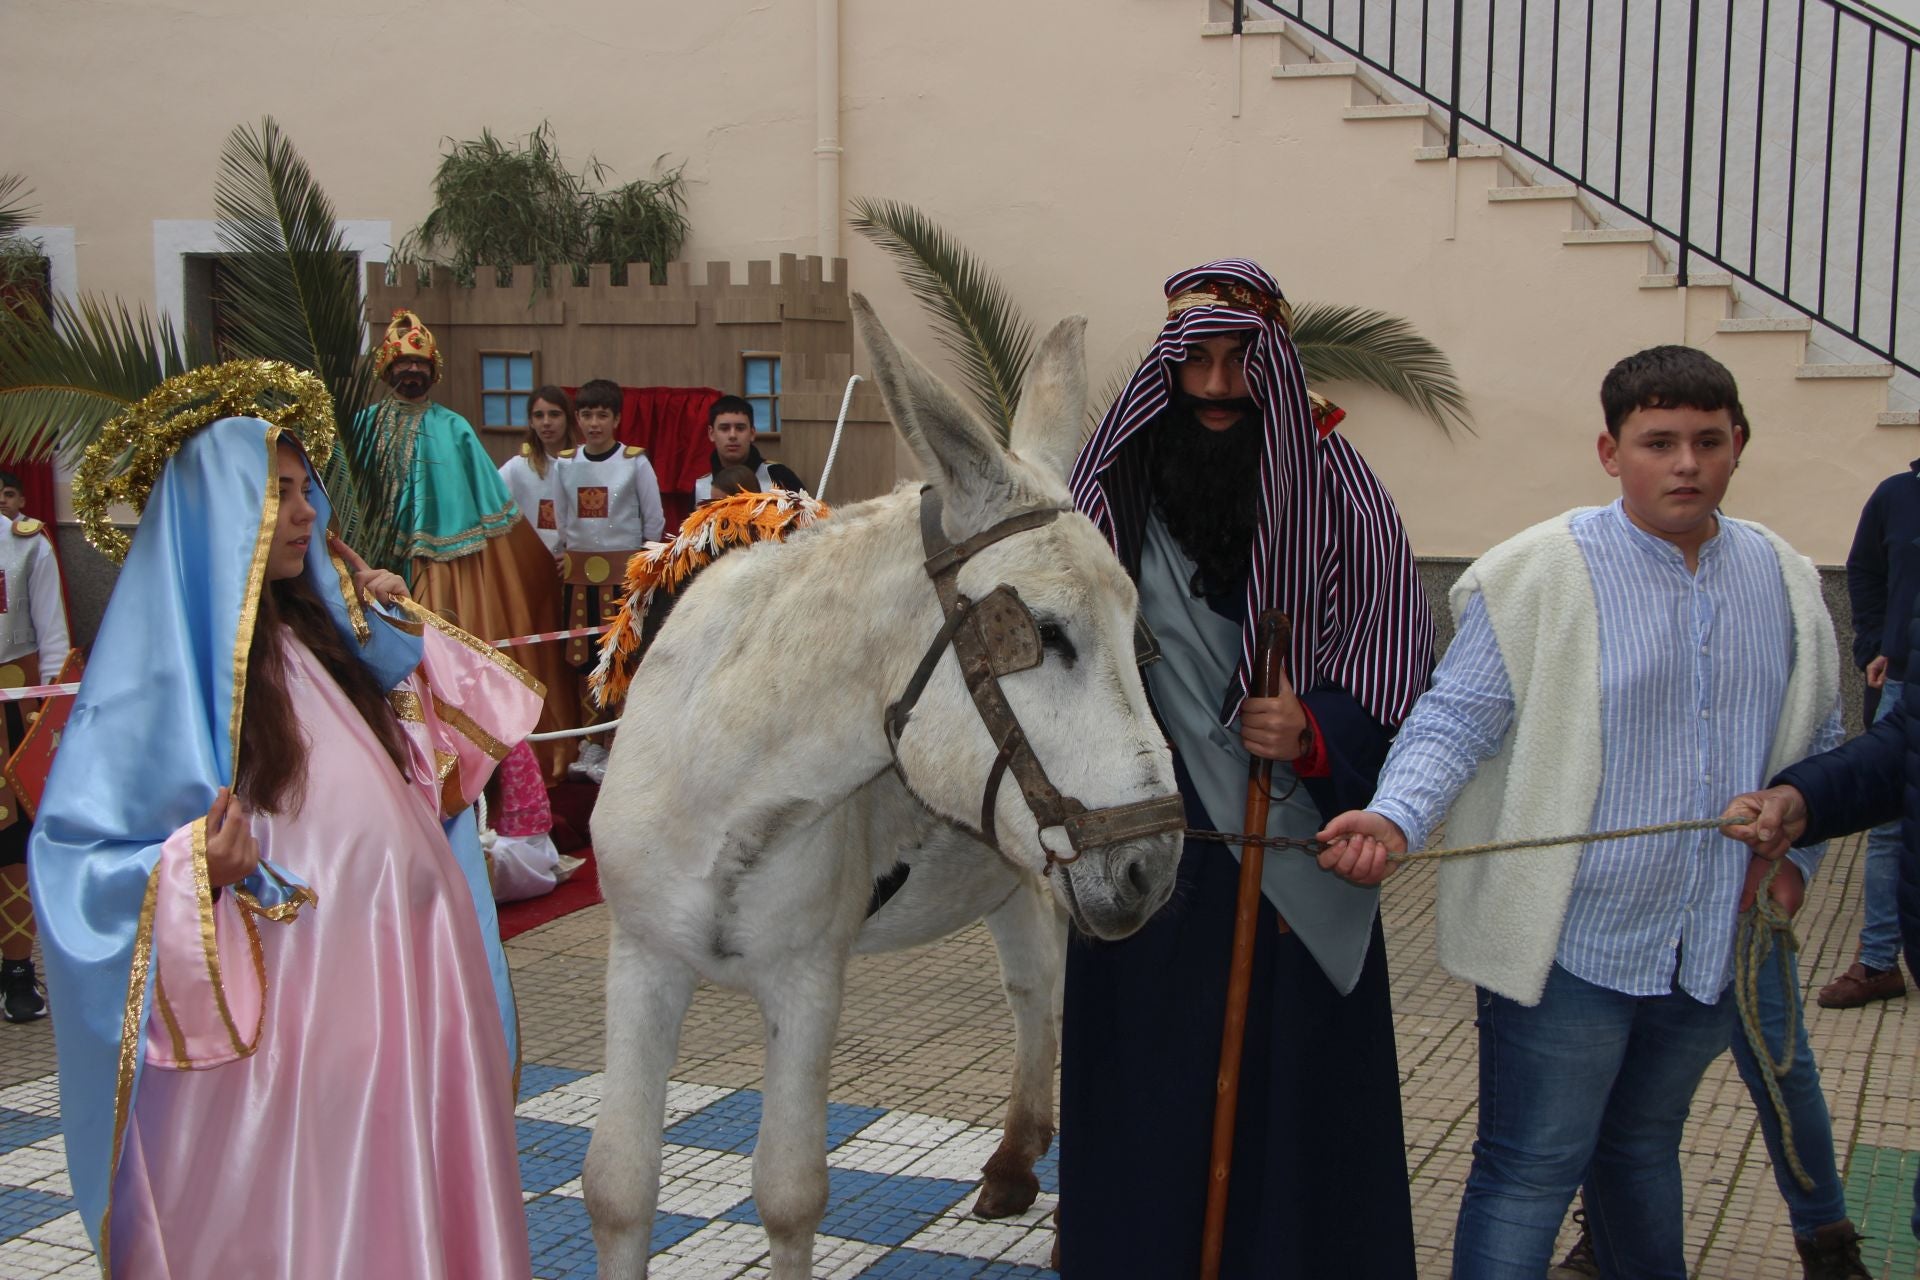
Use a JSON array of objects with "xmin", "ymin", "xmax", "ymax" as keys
[{"xmin": 75, "ymin": 360, "xmax": 337, "ymax": 562}]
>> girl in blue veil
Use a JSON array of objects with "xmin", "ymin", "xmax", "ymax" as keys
[{"xmin": 32, "ymin": 367, "xmax": 540, "ymax": 1279}]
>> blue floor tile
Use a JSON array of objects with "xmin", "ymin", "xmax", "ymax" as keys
[
  {"xmin": 1032, "ymin": 1147, "xmax": 1058, "ymax": 1195},
  {"xmin": 853, "ymin": 1248, "xmax": 997, "ymax": 1278},
  {"xmin": 523, "ymin": 1194, "xmax": 700, "ymax": 1279},
  {"xmin": 721, "ymin": 1166, "xmax": 975, "ymax": 1247},
  {"xmin": 0, "ymin": 1107, "xmax": 60, "ymax": 1155},
  {"xmin": 517, "ymin": 1116, "xmax": 595, "ymax": 1195},
  {"xmin": 663, "ymin": 1089, "xmax": 887, "ymax": 1156},
  {"xmin": 517, "ymin": 1062, "xmax": 591, "ymax": 1105},
  {"xmin": 0, "ymin": 1185, "xmax": 74, "ymax": 1238}
]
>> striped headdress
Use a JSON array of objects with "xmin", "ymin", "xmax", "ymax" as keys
[{"xmin": 1067, "ymin": 258, "xmax": 1434, "ymax": 728}]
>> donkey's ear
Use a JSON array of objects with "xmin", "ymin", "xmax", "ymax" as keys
[
  {"xmin": 1007, "ymin": 315, "xmax": 1087, "ymax": 482},
  {"xmin": 852, "ymin": 293, "xmax": 1012, "ymax": 504}
]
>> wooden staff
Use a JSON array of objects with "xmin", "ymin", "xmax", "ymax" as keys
[{"xmin": 1199, "ymin": 609, "xmax": 1290, "ymax": 1280}]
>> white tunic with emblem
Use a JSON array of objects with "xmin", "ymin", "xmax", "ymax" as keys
[
  {"xmin": 0, "ymin": 516, "xmax": 69, "ymax": 679},
  {"xmin": 555, "ymin": 446, "xmax": 666, "ymax": 553},
  {"xmin": 498, "ymin": 446, "xmax": 565, "ymax": 553}
]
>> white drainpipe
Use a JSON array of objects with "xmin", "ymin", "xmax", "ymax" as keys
[{"xmin": 814, "ymin": 0, "xmax": 843, "ymax": 265}]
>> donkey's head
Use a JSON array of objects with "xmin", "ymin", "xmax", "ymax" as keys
[{"xmin": 855, "ymin": 295, "xmax": 1180, "ymax": 940}]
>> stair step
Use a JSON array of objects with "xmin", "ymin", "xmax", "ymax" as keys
[
  {"xmin": 1563, "ymin": 229, "xmax": 1655, "ymax": 245},
  {"xmin": 1342, "ymin": 103, "xmax": 1431, "ymax": 120},
  {"xmin": 1200, "ymin": 18, "xmax": 1288, "ymax": 35},
  {"xmin": 1487, "ymin": 184, "xmax": 1579, "ymax": 202},
  {"xmin": 1271, "ymin": 61, "xmax": 1360, "ymax": 78},
  {"xmin": 1797, "ymin": 362, "xmax": 1896, "ymax": 380},
  {"xmin": 1414, "ymin": 143, "xmax": 1505, "ymax": 160},
  {"xmin": 1639, "ymin": 272, "xmax": 1736, "ymax": 289},
  {"xmin": 1717, "ymin": 317, "xmax": 1814, "ymax": 333},
  {"xmin": 1878, "ymin": 411, "xmax": 1920, "ymax": 426}
]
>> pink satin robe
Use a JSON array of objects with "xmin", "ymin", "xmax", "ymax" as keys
[{"xmin": 108, "ymin": 625, "xmax": 538, "ymax": 1279}]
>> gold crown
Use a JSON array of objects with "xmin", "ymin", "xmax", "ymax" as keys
[
  {"xmin": 74, "ymin": 360, "xmax": 336, "ymax": 562},
  {"xmin": 374, "ymin": 308, "xmax": 441, "ymax": 382}
]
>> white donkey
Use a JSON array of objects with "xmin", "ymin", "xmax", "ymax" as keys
[{"xmin": 583, "ymin": 298, "xmax": 1184, "ymax": 1278}]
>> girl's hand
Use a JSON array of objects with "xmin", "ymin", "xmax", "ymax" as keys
[
  {"xmin": 204, "ymin": 788, "xmax": 260, "ymax": 889},
  {"xmin": 328, "ymin": 534, "xmax": 408, "ymax": 605}
]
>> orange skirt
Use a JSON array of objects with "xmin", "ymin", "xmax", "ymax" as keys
[{"xmin": 412, "ymin": 521, "xmax": 578, "ymax": 780}]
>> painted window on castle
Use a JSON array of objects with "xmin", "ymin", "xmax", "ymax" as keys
[
  {"xmin": 741, "ymin": 352, "xmax": 781, "ymax": 435},
  {"xmin": 481, "ymin": 352, "xmax": 537, "ymax": 428}
]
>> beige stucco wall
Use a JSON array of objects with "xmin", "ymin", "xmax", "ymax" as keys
[{"xmin": 6, "ymin": 0, "xmax": 1909, "ymax": 563}]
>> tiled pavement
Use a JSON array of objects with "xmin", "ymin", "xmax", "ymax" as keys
[{"xmin": 3, "ymin": 831, "xmax": 1917, "ymax": 1277}]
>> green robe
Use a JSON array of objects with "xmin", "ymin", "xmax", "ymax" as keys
[{"xmin": 351, "ymin": 400, "xmax": 520, "ymax": 581}]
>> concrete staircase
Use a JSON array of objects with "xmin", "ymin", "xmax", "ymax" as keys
[{"xmin": 1201, "ymin": 15, "xmax": 1907, "ymax": 433}]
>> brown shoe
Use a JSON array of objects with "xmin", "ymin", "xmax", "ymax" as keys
[
  {"xmin": 1547, "ymin": 1210, "xmax": 1600, "ymax": 1279},
  {"xmin": 1795, "ymin": 1219, "xmax": 1874, "ymax": 1279},
  {"xmin": 1816, "ymin": 962, "xmax": 1906, "ymax": 1009}
]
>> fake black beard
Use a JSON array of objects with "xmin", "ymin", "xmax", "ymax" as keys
[
  {"xmin": 1147, "ymin": 407, "xmax": 1263, "ymax": 600},
  {"xmin": 1169, "ymin": 388, "xmax": 1261, "ymax": 420},
  {"xmin": 389, "ymin": 372, "xmax": 431, "ymax": 400}
]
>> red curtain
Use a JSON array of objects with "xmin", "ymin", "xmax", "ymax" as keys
[
  {"xmin": 0, "ymin": 458, "xmax": 59, "ymax": 525},
  {"xmin": 560, "ymin": 386, "xmax": 720, "ymax": 535}
]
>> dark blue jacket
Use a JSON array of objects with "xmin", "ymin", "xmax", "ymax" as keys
[
  {"xmin": 1846, "ymin": 459, "xmax": 1920, "ymax": 680},
  {"xmin": 1775, "ymin": 596, "xmax": 1920, "ymax": 978}
]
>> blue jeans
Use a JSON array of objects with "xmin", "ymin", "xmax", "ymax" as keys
[
  {"xmin": 1728, "ymin": 942, "xmax": 1850, "ymax": 1235},
  {"xmin": 1453, "ymin": 964, "xmax": 1736, "ymax": 1280},
  {"xmin": 1860, "ymin": 677, "xmax": 1905, "ymax": 970}
]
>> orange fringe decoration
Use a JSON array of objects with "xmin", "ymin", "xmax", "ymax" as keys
[{"xmin": 588, "ymin": 489, "xmax": 831, "ymax": 708}]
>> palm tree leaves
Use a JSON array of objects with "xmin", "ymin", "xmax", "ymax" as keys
[
  {"xmin": 0, "ymin": 175, "xmax": 30, "ymax": 241},
  {"xmin": 848, "ymin": 198, "xmax": 1035, "ymax": 441},
  {"xmin": 214, "ymin": 118, "xmax": 378, "ymax": 434},
  {"xmin": 1289, "ymin": 302, "xmax": 1472, "ymax": 435},
  {"xmin": 0, "ymin": 294, "xmax": 198, "ymax": 461},
  {"xmin": 0, "ymin": 175, "xmax": 49, "ymax": 296},
  {"xmin": 852, "ymin": 197, "xmax": 1472, "ymax": 439},
  {"xmin": 213, "ymin": 119, "xmax": 396, "ymax": 556}
]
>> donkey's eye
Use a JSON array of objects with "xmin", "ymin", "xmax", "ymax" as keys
[{"xmin": 1038, "ymin": 622, "xmax": 1076, "ymax": 666}]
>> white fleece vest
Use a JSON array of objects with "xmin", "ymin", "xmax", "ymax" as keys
[{"xmin": 1433, "ymin": 510, "xmax": 1838, "ymax": 1005}]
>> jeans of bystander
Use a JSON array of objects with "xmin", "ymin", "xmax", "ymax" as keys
[{"xmin": 1858, "ymin": 678, "xmax": 1906, "ymax": 971}]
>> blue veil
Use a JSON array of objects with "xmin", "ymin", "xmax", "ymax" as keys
[{"xmin": 29, "ymin": 416, "xmax": 517, "ymax": 1260}]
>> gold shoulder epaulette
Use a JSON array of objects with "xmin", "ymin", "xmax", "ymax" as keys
[
  {"xmin": 558, "ymin": 447, "xmax": 577, "ymax": 459},
  {"xmin": 623, "ymin": 444, "xmax": 646, "ymax": 459},
  {"xmin": 11, "ymin": 518, "xmax": 44, "ymax": 537}
]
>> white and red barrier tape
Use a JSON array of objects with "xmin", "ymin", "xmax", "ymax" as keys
[
  {"xmin": 489, "ymin": 623, "xmax": 608, "ymax": 650},
  {"xmin": 0, "ymin": 623, "xmax": 614, "ymax": 703}
]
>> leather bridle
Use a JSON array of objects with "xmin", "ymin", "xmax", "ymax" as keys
[{"xmin": 884, "ymin": 487, "xmax": 1187, "ymax": 873}]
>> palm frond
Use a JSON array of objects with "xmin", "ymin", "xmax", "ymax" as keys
[
  {"xmin": 848, "ymin": 197, "xmax": 1035, "ymax": 440},
  {"xmin": 1289, "ymin": 302, "xmax": 1472, "ymax": 435},
  {"xmin": 0, "ymin": 175, "xmax": 32, "ymax": 242},
  {"xmin": 1088, "ymin": 346, "xmax": 1145, "ymax": 437},
  {"xmin": 0, "ymin": 294, "xmax": 197, "ymax": 461},
  {"xmin": 214, "ymin": 118, "xmax": 377, "ymax": 428},
  {"xmin": 215, "ymin": 117, "xmax": 393, "ymax": 557}
]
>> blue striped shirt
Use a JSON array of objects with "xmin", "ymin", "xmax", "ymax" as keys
[{"xmin": 1371, "ymin": 501, "xmax": 1842, "ymax": 1000}]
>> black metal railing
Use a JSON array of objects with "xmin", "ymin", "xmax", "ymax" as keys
[{"xmin": 1239, "ymin": 0, "xmax": 1920, "ymax": 377}]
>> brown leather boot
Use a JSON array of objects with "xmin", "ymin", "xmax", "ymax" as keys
[
  {"xmin": 1817, "ymin": 961, "xmax": 1906, "ymax": 1009},
  {"xmin": 1794, "ymin": 1220, "xmax": 1874, "ymax": 1279}
]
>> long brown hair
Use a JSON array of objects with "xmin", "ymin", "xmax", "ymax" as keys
[
  {"xmin": 234, "ymin": 574, "xmax": 412, "ymax": 815},
  {"xmin": 524, "ymin": 385, "xmax": 579, "ymax": 479}
]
